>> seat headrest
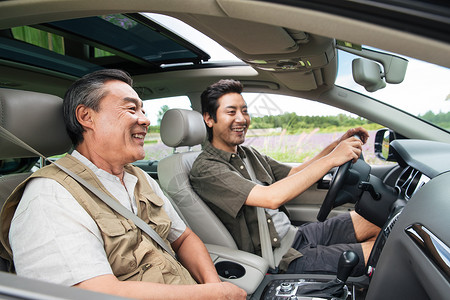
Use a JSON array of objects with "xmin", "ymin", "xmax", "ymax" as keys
[
  {"xmin": 160, "ymin": 109, "xmax": 206, "ymax": 148},
  {"xmin": 0, "ymin": 88, "xmax": 72, "ymax": 159}
]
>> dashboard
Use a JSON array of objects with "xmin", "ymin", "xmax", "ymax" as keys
[
  {"xmin": 390, "ymin": 139, "xmax": 450, "ymax": 179},
  {"xmin": 365, "ymin": 139, "xmax": 450, "ymax": 299}
]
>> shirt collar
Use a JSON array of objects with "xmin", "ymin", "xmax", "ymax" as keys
[
  {"xmin": 71, "ymin": 150, "xmax": 137, "ymax": 185},
  {"xmin": 204, "ymin": 140, "xmax": 247, "ymax": 162}
]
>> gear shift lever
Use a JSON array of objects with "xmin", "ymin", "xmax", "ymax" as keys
[
  {"xmin": 296, "ymin": 251, "xmax": 360, "ymax": 298},
  {"xmin": 337, "ymin": 250, "xmax": 360, "ymax": 283}
]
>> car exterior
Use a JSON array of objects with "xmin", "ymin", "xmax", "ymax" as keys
[{"xmin": 0, "ymin": 1, "xmax": 449, "ymax": 299}]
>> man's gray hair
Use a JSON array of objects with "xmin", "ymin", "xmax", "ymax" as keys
[{"xmin": 63, "ymin": 69, "xmax": 133, "ymax": 146}]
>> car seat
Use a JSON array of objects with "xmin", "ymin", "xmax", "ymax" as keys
[
  {"xmin": 158, "ymin": 109, "xmax": 238, "ymax": 249},
  {"xmin": 0, "ymin": 88, "xmax": 72, "ymax": 271}
]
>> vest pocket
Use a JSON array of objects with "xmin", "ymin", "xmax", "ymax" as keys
[
  {"xmin": 135, "ymin": 237, "xmax": 184, "ymax": 282},
  {"xmin": 96, "ymin": 213, "xmax": 127, "ymax": 236},
  {"xmin": 140, "ymin": 263, "xmax": 165, "ymax": 283},
  {"xmin": 138, "ymin": 192, "xmax": 171, "ymax": 239},
  {"xmin": 118, "ymin": 263, "xmax": 165, "ymax": 283},
  {"xmin": 96, "ymin": 213, "xmax": 138, "ymax": 277}
]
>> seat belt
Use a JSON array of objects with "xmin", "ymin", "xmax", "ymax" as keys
[
  {"xmin": 256, "ymin": 206, "xmax": 276, "ymax": 269},
  {"xmin": 0, "ymin": 126, "xmax": 176, "ymax": 259},
  {"xmin": 50, "ymin": 161, "xmax": 176, "ymax": 259},
  {"xmin": 241, "ymin": 156, "xmax": 276, "ymax": 269}
]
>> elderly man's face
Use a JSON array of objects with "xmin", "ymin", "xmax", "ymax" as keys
[{"xmin": 89, "ymin": 80, "xmax": 150, "ymax": 165}]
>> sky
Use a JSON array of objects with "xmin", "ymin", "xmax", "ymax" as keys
[{"xmin": 143, "ymin": 13, "xmax": 450, "ymax": 126}]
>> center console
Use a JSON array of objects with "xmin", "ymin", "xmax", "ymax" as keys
[
  {"xmin": 251, "ymin": 250, "xmax": 368, "ymax": 300},
  {"xmin": 251, "ymin": 274, "xmax": 367, "ymax": 300},
  {"xmin": 207, "ymin": 243, "xmax": 369, "ymax": 300},
  {"xmin": 258, "ymin": 277, "xmax": 349, "ymax": 300}
]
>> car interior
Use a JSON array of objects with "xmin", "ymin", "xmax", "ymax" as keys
[{"xmin": 0, "ymin": 1, "xmax": 449, "ymax": 300}]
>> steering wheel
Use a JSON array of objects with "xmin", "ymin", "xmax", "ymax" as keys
[
  {"xmin": 317, "ymin": 160, "xmax": 353, "ymax": 222},
  {"xmin": 317, "ymin": 137, "xmax": 364, "ymax": 222}
]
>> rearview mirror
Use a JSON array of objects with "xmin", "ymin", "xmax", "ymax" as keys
[
  {"xmin": 352, "ymin": 58, "xmax": 386, "ymax": 92},
  {"xmin": 337, "ymin": 44, "xmax": 408, "ymax": 92}
]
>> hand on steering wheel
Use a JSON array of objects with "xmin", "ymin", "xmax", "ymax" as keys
[{"xmin": 317, "ymin": 135, "xmax": 364, "ymax": 222}]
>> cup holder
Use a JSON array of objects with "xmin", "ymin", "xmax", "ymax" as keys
[{"xmin": 215, "ymin": 261, "xmax": 246, "ymax": 279}]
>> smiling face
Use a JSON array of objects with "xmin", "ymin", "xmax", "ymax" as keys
[
  {"xmin": 205, "ymin": 92, "xmax": 250, "ymax": 153},
  {"xmin": 76, "ymin": 80, "xmax": 150, "ymax": 170}
]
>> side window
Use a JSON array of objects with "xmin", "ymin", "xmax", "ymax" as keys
[
  {"xmin": 143, "ymin": 96, "xmax": 196, "ymax": 160},
  {"xmin": 243, "ymin": 92, "xmax": 387, "ymax": 165}
]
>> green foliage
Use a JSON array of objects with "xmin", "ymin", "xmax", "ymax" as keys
[
  {"xmin": 101, "ymin": 14, "xmax": 138, "ymax": 30},
  {"xmin": 249, "ymin": 110, "xmax": 450, "ymax": 134},
  {"xmin": 148, "ymin": 125, "xmax": 160, "ymax": 133},
  {"xmin": 144, "ymin": 140, "xmax": 158, "ymax": 145},
  {"xmin": 12, "ymin": 26, "xmax": 65, "ymax": 54},
  {"xmin": 11, "ymin": 25, "xmax": 114, "ymax": 58},
  {"xmin": 157, "ymin": 105, "xmax": 170, "ymax": 125},
  {"xmin": 263, "ymin": 149, "xmax": 317, "ymax": 163},
  {"xmin": 419, "ymin": 110, "xmax": 450, "ymax": 130},
  {"xmin": 94, "ymin": 48, "xmax": 115, "ymax": 58},
  {"xmin": 250, "ymin": 113, "xmax": 382, "ymax": 133}
]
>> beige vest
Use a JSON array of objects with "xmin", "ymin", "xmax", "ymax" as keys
[{"xmin": 0, "ymin": 154, "xmax": 196, "ymax": 284}]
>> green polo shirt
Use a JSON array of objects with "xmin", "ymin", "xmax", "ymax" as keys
[{"xmin": 190, "ymin": 141, "xmax": 292, "ymax": 255}]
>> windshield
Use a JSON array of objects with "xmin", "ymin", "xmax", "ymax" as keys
[{"xmin": 336, "ymin": 49, "xmax": 450, "ymax": 131}]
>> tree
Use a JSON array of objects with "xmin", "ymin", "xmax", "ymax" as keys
[{"xmin": 157, "ymin": 105, "xmax": 170, "ymax": 125}]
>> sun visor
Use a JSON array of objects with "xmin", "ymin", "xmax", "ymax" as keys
[{"xmin": 190, "ymin": 15, "xmax": 299, "ymax": 55}]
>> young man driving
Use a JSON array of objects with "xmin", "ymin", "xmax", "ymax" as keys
[{"xmin": 190, "ymin": 79, "xmax": 380, "ymax": 275}]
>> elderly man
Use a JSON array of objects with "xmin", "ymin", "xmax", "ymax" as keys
[
  {"xmin": 0, "ymin": 70, "xmax": 246, "ymax": 300},
  {"xmin": 190, "ymin": 79, "xmax": 380, "ymax": 276}
]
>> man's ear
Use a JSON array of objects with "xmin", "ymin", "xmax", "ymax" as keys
[
  {"xmin": 75, "ymin": 105, "xmax": 94, "ymax": 129},
  {"xmin": 203, "ymin": 112, "xmax": 214, "ymax": 128}
]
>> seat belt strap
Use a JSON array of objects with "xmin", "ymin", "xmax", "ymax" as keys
[
  {"xmin": 256, "ymin": 207, "xmax": 276, "ymax": 269},
  {"xmin": 0, "ymin": 126, "xmax": 176, "ymax": 259},
  {"xmin": 51, "ymin": 161, "xmax": 176, "ymax": 259},
  {"xmin": 242, "ymin": 156, "xmax": 276, "ymax": 269}
]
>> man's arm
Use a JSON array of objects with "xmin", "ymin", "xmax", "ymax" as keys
[
  {"xmin": 170, "ymin": 227, "xmax": 221, "ymax": 284},
  {"xmin": 246, "ymin": 136, "xmax": 363, "ymax": 209},
  {"xmin": 75, "ymin": 274, "xmax": 246, "ymax": 300},
  {"xmin": 287, "ymin": 127, "xmax": 369, "ymax": 176},
  {"xmin": 75, "ymin": 228, "xmax": 247, "ymax": 299}
]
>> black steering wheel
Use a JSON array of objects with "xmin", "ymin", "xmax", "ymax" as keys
[
  {"xmin": 317, "ymin": 160, "xmax": 353, "ymax": 222},
  {"xmin": 317, "ymin": 137, "xmax": 364, "ymax": 222}
]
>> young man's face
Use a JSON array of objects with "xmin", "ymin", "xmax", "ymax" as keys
[
  {"xmin": 85, "ymin": 80, "xmax": 150, "ymax": 165},
  {"xmin": 205, "ymin": 92, "xmax": 250, "ymax": 153}
]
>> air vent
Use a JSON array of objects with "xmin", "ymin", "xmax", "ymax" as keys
[
  {"xmin": 396, "ymin": 166, "xmax": 414, "ymax": 192},
  {"xmin": 405, "ymin": 171, "xmax": 430, "ymax": 199},
  {"xmin": 396, "ymin": 166, "xmax": 430, "ymax": 200}
]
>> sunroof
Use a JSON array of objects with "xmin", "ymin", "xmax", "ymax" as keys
[{"xmin": 1, "ymin": 13, "xmax": 211, "ymax": 77}]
